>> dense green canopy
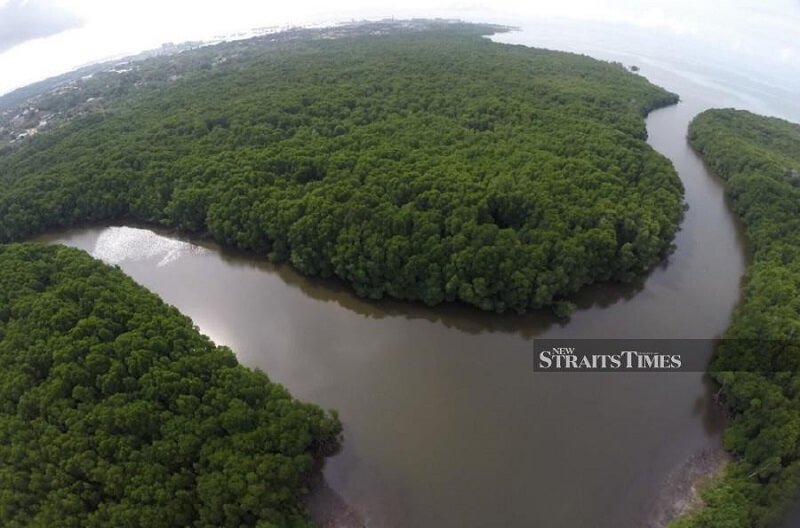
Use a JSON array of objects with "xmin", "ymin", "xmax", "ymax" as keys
[
  {"xmin": 672, "ymin": 109, "xmax": 800, "ymax": 527},
  {"xmin": 0, "ymin": 24, "xmax": 683, "ymax": 313},
  {"xmin": 0, "ymin": 21, "xmax": 688, "ymax": 526},
  {"xmin": 0, "ymin": 243, "xmax": 341, "ymax": 527}
]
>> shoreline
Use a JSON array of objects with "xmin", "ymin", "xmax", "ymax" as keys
[
  {"xmin": 645, "ymin": 443, "xmax": 731, "ymax": 527},
  {"xmin": 305, "ymin": 472, "xmax": 367, "ymax": 528}
]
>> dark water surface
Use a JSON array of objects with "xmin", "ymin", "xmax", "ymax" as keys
[{"xmin": 35, "ymin": 29, "xmax": 764, "ymax": 528}]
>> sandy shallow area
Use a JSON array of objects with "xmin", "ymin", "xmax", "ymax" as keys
[
  {"xmin": 305, "ymin": 473, "xmax": 367, "ymax": 528},
  {"xmin": 644, "ymin": 444, "xmax": 731, "ymax": 527}
]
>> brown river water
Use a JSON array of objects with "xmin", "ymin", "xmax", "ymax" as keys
[{"xmin": 36, "ymin": 24, "xmax": 784, "ymax": 528}]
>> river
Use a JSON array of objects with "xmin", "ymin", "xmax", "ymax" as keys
[{"xmin": 34, "ymin": 25, "xmax": 772, "ymax": 528}]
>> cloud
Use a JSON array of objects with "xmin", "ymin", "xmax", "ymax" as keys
[{"xmin": 0, "ymin": 0, "xmax": 83, "ymax": 53}]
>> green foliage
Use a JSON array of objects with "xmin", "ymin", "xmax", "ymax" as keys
[
  {"xmin": 0, "ymin": 25, "xmax": 683, "ymax": 313},
  {"xmin": 0, "ymin": 244, "xmax": 341, "ymax": 527},
  {"xmin": 673, "ymin": 109, "xmax": 800, "ymax": 527}
]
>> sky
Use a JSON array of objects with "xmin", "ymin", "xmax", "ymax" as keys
[{"xmin": 0, "ymin": 0, "xmax": 799, "ymax": 97}]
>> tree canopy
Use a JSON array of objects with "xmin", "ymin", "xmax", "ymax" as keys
[
  {"xmin": 0, "ymin": 23, "xmax": 683, "ymax": 313},
  {"xmin": 671, "ymin": 109, "xmax": 800, "ymax": 527},
  {"xmin": 0, "ymin": 21, "xmax": 695, "ymax": 527},
  {"xmin": 0, "ymin": 243, "xmax": 341, "ymax": 527}
]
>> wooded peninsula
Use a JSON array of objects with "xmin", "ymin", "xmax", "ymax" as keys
[{"xmin": 0, "ymin": 22, "xmax": 683, "ymax": 314}]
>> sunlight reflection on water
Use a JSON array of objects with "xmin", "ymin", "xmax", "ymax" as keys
[{"xmin": 91, "ymin": 226, "xmax": 208, "ymax": 267}]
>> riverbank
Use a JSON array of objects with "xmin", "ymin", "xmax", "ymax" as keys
[
  {"xmin": 306, "ymin": 473, "xmax": 368, "ymax": 528},
  {"xmin": 647, "ymin": 444, "xmax": 731, "ymax": 527},
  {"xmin": 669, "ymin": 109, "xmax": 800, "ymax": 526}
]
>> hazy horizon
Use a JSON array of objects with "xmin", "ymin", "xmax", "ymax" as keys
[{"xmin": 1, "ymin": 0, "xmax": 799, "ymax": 111}]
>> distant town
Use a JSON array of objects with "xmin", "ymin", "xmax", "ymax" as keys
[
  {"xmin": 0, "ymin": 19, "xmax": 489, "ymax": 151},
  {"xmin": 0, "ymin": 41, "xmax": 204, "ymax": 149}
]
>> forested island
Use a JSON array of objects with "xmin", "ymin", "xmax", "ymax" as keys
[
  {"xmin": 673, "ymin": 109, "xmax": 800, "ymax": 527},
  {"xmin": 0, "ymin": 243, "xmax": 341, "ymax": 527},
  {"xmin": 0, "ymin": 21, "xmax": 683, "ymax": 313}
]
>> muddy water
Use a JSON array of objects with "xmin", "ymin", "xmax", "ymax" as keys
[{"xmin": 36, "ymin": 33, "xmax": 757, "ymax": 528}]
